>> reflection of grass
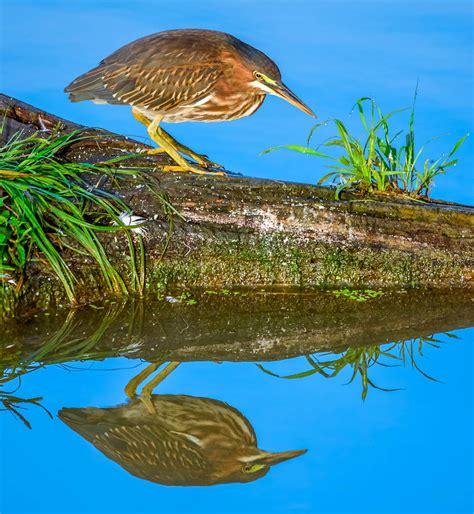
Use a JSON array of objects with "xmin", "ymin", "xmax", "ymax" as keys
[
  {"xmin": 1, "ymin": 296, "xmax": 460, "ymax": 426},
  {"xmin": 2, "ymin": 301, "xmax": 136, "ymax": 379},
  {"xmin": 258, "ymin": 335, "xmax": 455, "ymax": 400},
  {"xmin": 0, "ymin": 392, "xmax": 52, "ymax": 429},
  {"xmin": 1, "ymin": 300, "xmax": 179, "ymax": 428},
  {"xmin": 263, "ymin": 88, "xmax": 468, "ymax": 198},
  {"xmin": 0, "ymin": 301, "xmax": 144, "ymax": 427}
]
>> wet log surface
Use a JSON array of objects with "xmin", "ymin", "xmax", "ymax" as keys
[{"xmin": 0, "ymin": 93, "xmax": 473, "ymax": 312}]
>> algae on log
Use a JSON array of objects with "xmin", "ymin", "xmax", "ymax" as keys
[{"xmin": 1, "ymin": 93, "xmax": 473, "ymax": 310}]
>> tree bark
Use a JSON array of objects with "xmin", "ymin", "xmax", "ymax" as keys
[{"xmin": 0, "ymin": 93, "xmax": 473, "ymax": 312}]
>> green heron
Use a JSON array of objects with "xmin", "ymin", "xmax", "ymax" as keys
[
  {"xmin": 65, "ymin": 29, "xmax": 315, "ymax": 175},
  {"xmin": 59, "ymin": 395, "xmax": 306, "ymax": 486}
]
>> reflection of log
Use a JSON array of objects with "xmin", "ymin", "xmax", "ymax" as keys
[
  {"xmin": 1, "ymin": 93, "xmax": 473, "ymax": 311},
  {"xmin": 4, "ymin": 289, "xmax": 473, "ymax": 364}
]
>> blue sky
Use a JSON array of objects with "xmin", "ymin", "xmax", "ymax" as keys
[{"xmin": 0, "ymin": 0, "xmax": 472, "ymax": 204}]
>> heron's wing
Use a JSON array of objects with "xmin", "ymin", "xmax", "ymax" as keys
[
  {"xmin": 65, "ymin": 31, "xmax": 224, "ymax": 110},
  {"xmin": 101, "ymin": 63, "xmax": 222, "ymax": 111},
  {"xmin": 91, "ymin": 423, "xmax": 214, "ymax": 485}
]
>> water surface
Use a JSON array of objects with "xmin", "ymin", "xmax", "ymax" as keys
[{"xmin": 1, "ymin": 289, "xmax": 472, "ymax": 513}]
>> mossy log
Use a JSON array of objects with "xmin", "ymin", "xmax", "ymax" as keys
[{"xmin": 1, "ymin": 93, "xmax": 473, "ymax": 312}]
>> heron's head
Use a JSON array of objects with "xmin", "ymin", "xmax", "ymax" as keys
[
  {"xmin": 249, "ymin": 69, "xmax": 316, "ymax": 118},
  {"xmin": 231, "ymin": 35, "xmax": 315, "ymax": 117},
  {"xmin": 212, "ymin": 447, "xmax": 307, "ymax": 484}
]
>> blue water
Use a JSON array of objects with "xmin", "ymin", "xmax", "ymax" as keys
[
  {"xmin": 1, "ymin": 327, "xmax": 473, "ymax": 513},
  {"xmin": 0, "ymin": 0, "xmax": 473, "ymax": 203},
  {"xmin": 0, "ymin": 2, "xmax": 473, "ymax": 513}
]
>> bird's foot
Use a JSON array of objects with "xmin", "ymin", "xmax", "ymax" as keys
[
  {"xmin": 140, "ymin": 392, "xmax": 156, "ymax": 414},
  {"xmin": 180, "ymin": 149, "xmax": 224, "ymax": 170},
  {"xmin": 124, "ymin": 362, "xmax": 160, "ymax": 399},
  {"xmin": 144, "ymin": 123, "xmax": 225, "ymax": 174},
  {"xmin": 146, "ymin": 148, "xmax": 167, "ymax": 155},
  {"xmin": 158, "ymin": 131, "xmax": 224, "ymax": 170},
  {"xmin": 161, "ymin": 164, "xmax": 225, "ymax": 176},
  {"xmin": 138, "ymin": 362, "xmax": 181, "ymax": 413},
  {"xmin": 148, "ymin": 147, "xmax": 224, "ymax": 172}
]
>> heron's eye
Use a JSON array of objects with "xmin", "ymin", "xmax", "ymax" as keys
[
  {"xmin": 242, "ymin": 465, "xmax": 252, "ymax": 473},
  {"xmin": 253, "ymin": 71, "xmax": 264, "ymax": 81}
]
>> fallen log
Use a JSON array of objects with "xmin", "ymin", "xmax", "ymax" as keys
[{"xmin": 0, "ymin": 93, "xmax": 473, "ymax": 312}]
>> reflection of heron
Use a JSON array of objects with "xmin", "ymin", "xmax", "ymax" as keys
[
  {"xmin": 59, "ymin": 395, "xmax": 305, "ymax": 486},
  {"xmin": 124, "ymin": 361, "xmax": 181, "ymax": 411}
]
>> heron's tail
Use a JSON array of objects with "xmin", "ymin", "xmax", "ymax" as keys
[
  {"xmin": 58, "ymin": 407, "xmax": 108, "ymax": 442},
  {"xmin": 64, "ymin": 66, "xmax": 123, "ymax": 104}
]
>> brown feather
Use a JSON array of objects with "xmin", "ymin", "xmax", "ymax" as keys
[{"xmin": 64, "ymin": 29, "xmax": 280, "ymax": 122}]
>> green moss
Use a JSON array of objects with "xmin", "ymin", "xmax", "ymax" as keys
[
  {"xmin": 329, "ymin": 288, "xmax": 385, "ymax": 301},
  {"xmin": 1, "ymin": 219, "xmax": 471, "ymax": 319},
  {"xmin": 145, "ymin": 233, "xmax": 469, "ymax": 292}
]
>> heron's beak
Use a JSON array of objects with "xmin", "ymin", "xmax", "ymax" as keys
[
  {"xmin": 258, "ymin": 448, "xmax": 308, "ymax": 466},
  {"xmin": 270, "ymin": 81, "xmax": 316, "ymax": 118}
]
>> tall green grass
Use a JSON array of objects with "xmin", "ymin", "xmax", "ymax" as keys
[
  {"xmin": 263, "ymin": 89, "xmax": 468, "ymax": 198},
  {"xmin": 0, "ymin": 130, "xmax": 151, "ymax": 303}
]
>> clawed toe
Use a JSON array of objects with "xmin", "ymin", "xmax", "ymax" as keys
[
  {"xmin": 194, "ymin": 154, "xmax": 224, "ymax": 170},
  {"xmin": 146, "ymin": 148, "xmax": 167, "ymax": 155},
  {"xmin": 161, "ymin": 164, "xmax": 225, "ymax": 176}
]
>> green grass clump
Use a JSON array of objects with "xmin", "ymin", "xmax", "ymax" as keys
[
  {"xmin": 263, "ymin": 88, "xmax": 468, "ymax": 198},
  {"xmin": 0, "ymin": 130, "xmax": 146, "ymax": 303}
]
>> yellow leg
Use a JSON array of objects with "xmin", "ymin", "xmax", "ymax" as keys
[
  {"xmin": 132, "ymin": 108, "xmax": 153, "ymax": 127},
  {"xmin": 124, "ymin": 362, "xmax": 160, "ymax": 399},
  {"xmin": 146, "ymin": 148, "xmax": 167, "ymax": 155},
  {"xmin": 159, "ymin": 128, "xmax": 224, "ymax": 170},
  {"xmin": 140, "ymin": 361, "xmax": 181, "ymax": 413},
  {"xmin": 131, "ymin": 107, "xmax": 225, "ymax": 176},
  {"xmin": 148, "ymin": 119, "xmax": 225, "ymax": 176}
]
